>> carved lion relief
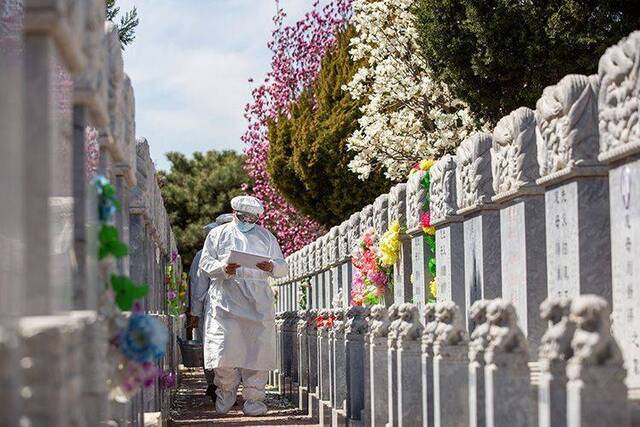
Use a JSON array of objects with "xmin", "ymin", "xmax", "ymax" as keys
[
  {"xmin": 491, "ymin": 107, "xmax": 539, "ymax": 195},
  {"xmin": 598, "ymin": 31, "xmax": 640, "ymax": 159},
  {"xmin": 456, "ymin": 133, "xmax": 494, "ymax": 211},
  {"xmin": 535, "ymin": 74, "xmax": 600, "ymax": 177},
  {"xmin": 388, "ymin": 183, "xmax": 407, "ymax": 226},
  {"xmin": 429, "ymin": 155, "xmax": 458, "ymax": 224},
  {"xmin": 372, "ymin": 194, "xmax": 389, "ymax": 236},
  {"xmin": 407, "ymin": 170, "xmax": 427, "ymax": 230}
]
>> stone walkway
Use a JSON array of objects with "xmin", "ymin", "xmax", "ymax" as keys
[{"xmin": 168, "ymin": 368, "xmax": 317, "ymax": 426}]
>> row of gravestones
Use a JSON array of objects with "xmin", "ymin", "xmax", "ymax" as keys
[
  {"xmin": 0, "ymin": 1, "xmax": 183, "ymax": 426},
  {"xmin": 271, "ymin": 29, "xmax": 640, "ymax": 424},
  {"xmin": 273, "ymin": 295, "xmax": 630, "ymax": 427}
]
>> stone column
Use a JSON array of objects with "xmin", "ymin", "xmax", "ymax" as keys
[
  {"xmin": 388, "ymin": 185, "xmax": 412, "ymax": 303},
  {"xmin": 328, "ymin": 226, "xmax": 341, "ymax": 308},
  {"xmin": 345, "ymin": 305, "xmax": 369, "ymax": 422},
  {"xmin": 309, "ymin": 241, "xmax": 317, "ymax": 309},
  {"xmin": 468, "ymin": 300, "xmax": 490, "ymax": 427},
  {"xmin": 373, "ymin": 193, "xmax": 392, "ymax": 305},
  {"xmin": 329, "ymin": 308, "xmax": 347, "ymax": 424},
  {"xmin": 307, "ymin": 309, "xmax": 320, "ymax": 417},
  {"xmin": 491, "ymin": 107, "xmax": 547, "ymax": 356},
  {"xmin": 315, "ymin": 238, "xmax": 325, "ymax": 308},
  {"xmin": 72, "ymin": 0, "xmax": 108, "ymax": 310},
  {"xmin": 275, "ymin": 312, "xmax": 285, "ymax": 393},
  {"xmin": 298, "ymin": 310, "xmax": 310, "ymax": 412},
  {"xmin": 538, "ymin": 297, "xmax": 575, "ymax": 427},
  {"xmin": 317, "ymin": 310, "xmax": 331, "ymax": 405},
  {"xmin": 407, "ymin": 170, "xmax": 433, "ymax": 313},
  {"xmin": 484, "ymin": 299, "xmax": 530, "ymax": 427},
  {"xmin": 433, "ymin": 302, "xmax": 469, "ymax": 427},
  {"xmin": 24, "ymin": 0, "xmax": 83, "ymax": 315},
  {"xmin": 536, "ymin": 74, "xmax": 611, "ymax": 301},
  {"xmin": 421, "ymin": 304, "xmax": 438, "ymax": 427},
  {"xmin": 348, "ymin": 212, "xmax": 363, "ymax": 303},
  {"xmin": 338, "ymin": 220, "xmax": 352, "ymax": 306},
  {"xmin": 597, "ymin": 32, "xmax": 640, "ymax": 393},
  {"xmin": 367, "ymin": 305, "xmax": 391, "ymax": 426},
  {"xmin": 387, "ymin": 304, "xmax": 402, "ymax": 426},
  {"xmin": 396, "ymin": 303, "xmax": 424, "ymax": 427},
  {"xmin": 457, "ymin": 134, "xmax": 502, "ymax": 329},
  {"xmin": 430, "ymin": 155, "xmax": 465, "ymax": 310},
  {"xmin": 321, "ymin": 234, "xmax": 332, "ymax": 309},
  {"xmin": 566, "ymin": 295, "xmax": 629, "ymax": 427},
  {"xmin": 0, "ymin": 1, "xmax": 25, "ymax": 423}
]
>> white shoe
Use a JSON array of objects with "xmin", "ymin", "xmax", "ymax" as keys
[
  {"xmin": 215, "ymin": 389, "xmax": 236, "ymax": 414},
  {"xmin": 243, "ymin": 400, "xmax": 267, "ymax": 416}
]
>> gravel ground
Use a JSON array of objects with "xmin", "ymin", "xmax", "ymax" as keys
[{"xmin": 168, "ymin": 368, "xmax": 317, "ymax": 426}]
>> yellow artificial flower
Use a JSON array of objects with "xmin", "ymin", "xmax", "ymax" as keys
[
  {"xmin": 423, "ymin": 225, "xmax": 436, "ymax": 236},
  {"xmin": 429, "ymin": 279, "xmax": 438, "ymax": 300},
  {"xmin": 379, "ymin": 220, "xmax": 401, "ymax": 266},
  {"xmin": 419, "ymin": 159, "xmax": 436, "ymax": 171}
]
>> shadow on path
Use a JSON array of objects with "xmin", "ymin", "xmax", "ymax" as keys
[{"xmin": 168, "ymin": 368, "xmax": 317, "ymax": 426}]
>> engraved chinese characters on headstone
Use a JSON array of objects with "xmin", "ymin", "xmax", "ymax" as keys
[
  {"xmin": 500, "ymin": 203, "xmax": 528, "ymax": 333},
  {"xmin": 545, "ymin": 183, "xmax": 580, "ymax": 299},
  {"xmin": 610, "ymin": 163, "xmax": 640, "ymax": 388},
  {"xmin": 435, "ymin": 227, "xmax": 451, "ymax": 302}
]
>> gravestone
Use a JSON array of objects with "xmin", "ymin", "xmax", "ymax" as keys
[
  {"xmin": 315, "ymin": 237, "xmax": 325, "ymax": 308},
  {"xmin": 597, "ymin": 31, "xmax": 640, "ymax": 393},
  {"xmin": 345, "ymin": 305, "xmax": 369, "ymax": 422},
  {"xmin": 430, "ymin": 155, "xmax": 465, "ymax": 310},
  {"xmin": 389, "ymin": 183, "xmax": 412, "ymax": 303},
  {"xmin": 338, "ymin": 220, "xmax": 352, "ymax": 306},
  {"xmin": 491, "ymin": 107, "xmax": 547, "ymax": 356},
  {"xmin": 396, "ymin": 303, "xmax": 424, "ymax": 427},
  {"xmin": 368, "ymin": 305, "xmax": 391, "ymax": 426},
  {"xmin": 322, "ymin": 235, "xmax": 332, "ymax": 310},
  {"xmin": 0, "ymin": 1, "xmax": 26, "ymax": 424},
  {"xmin": 566, "ymin": 295, "xmax": 629, "ymax": 427},
  {"xmin": 328, "ymin": 227, "xmax": 340, "ymax": 310},
  {"xmin": 468, "ymin": 300, "xmax": 490, "ymax": 427},
  {"xmin": 536, "ymin": 74, "xmax": 611, "ymax": 302},
  {"xmin": 538, "ymin": 297, "xmax": 575, "ymax": 427},
  {"xmin": 373, "ymin": 193, "xmax": 392, "ymax": 304},
  {"xmin": 433, "ymin": 302, "xmax": 469, "ymax": 427},
  {"xmin": 307, "ymin": 308, "xmax": 320, "ymax": 416},
  {"xmin": 331, "ymin": 308, "xmax": 348, "ymax": 425},
  {"xmin": 298, "ymin": 310, "xmax": 311, "ymax": 412},
  {"xmin": 421, "ymin": 304, "xmax": 438, "ymax": 427},
  {"xmin": 360, "ymin": 204, "xmax": 374, "ymax": 237},
  {"xmin": 483, "ymin": 299, "xmax": 529, "ymax": 427},
  {"xmin": 309, "ymin": 241, "xmax": 317, "ymax": 309},
  {"xmin": 457, "ymin": 134, "xmax": 502, "ymax": 329},
  {"xmin": 407, "ymin": 169, "xmax": 433, "ymax": 313}
]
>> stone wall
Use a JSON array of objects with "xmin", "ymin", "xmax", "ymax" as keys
[
  {"xmin": 0, "ymin": 2, "xmax": 184, "ymax": 425},
  {"xmin": 271, "ymin": 30, "xmax": 640, "ymax": 427}
]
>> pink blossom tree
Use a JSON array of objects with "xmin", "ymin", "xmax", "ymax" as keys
[{"xmin": 243, "ymin": 0, "xmax": 352, "ymax": 255}]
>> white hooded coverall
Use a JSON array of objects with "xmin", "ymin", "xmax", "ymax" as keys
[{"xmin": 198, "ymin": 221, "xmax": 288, "ymax": 415}]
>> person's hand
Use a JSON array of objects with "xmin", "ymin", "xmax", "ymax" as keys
[
  {"xmin": 225, "ymin": 263, "xmax": 240, "ymax": 275},
  {"xmin": 256, "ymin": 261, "xmax": 273, "ymax": 273}
]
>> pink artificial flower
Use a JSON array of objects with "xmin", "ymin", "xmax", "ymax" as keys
[
  {"xmin": 421, "ymin": 212, "xmax": 431, "ymax": 229},
  {"xmin": 167, "ymin": 290, "xmax": 177, "ymax": 300}
]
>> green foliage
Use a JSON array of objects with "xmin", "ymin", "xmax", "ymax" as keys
[
  {"xmin": 106, "ymin": 0, "xmax": 139, "ymax": 48},
  {"xmin": 158, "ymin": 150, "xmax": 249, "ymax": 268},
  {"xmin": 413, "ymin": 0, "xmax": 640, "ymax": 123},
  {"xmin": 111, "ymin": 275, "xmax": 149, "ymax": 311},
  {"xmin": 99, "ymin": 224, "xmax": 129, "ymax": 260},
  {"xmin": 267, "ymin": 27, "xmax": 393, "ymax": 226}
]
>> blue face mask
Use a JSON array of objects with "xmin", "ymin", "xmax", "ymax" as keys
[{"xmin": 236, "ymin": 221, "xmax": 255, "ymax": 233}]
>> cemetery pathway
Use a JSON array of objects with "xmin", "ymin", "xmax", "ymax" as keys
[{"xmin": 168, "ymin": 368, "xmax": 316, "ymax": 426}]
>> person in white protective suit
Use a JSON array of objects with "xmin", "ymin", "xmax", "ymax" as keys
[
  {"xmin": 197, "ymin": 195, "xmax": 288, "ymax": 416},
  {"xmin": 189, "ymin": 213, "xmax": 234, "ymax": 340},
  {"xmin": 189, "ymin": 213, "xmax": 234, "ymax": 400}
]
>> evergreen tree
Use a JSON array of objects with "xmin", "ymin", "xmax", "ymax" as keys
[
  {"xmin": 267, "ymin": 27, "xmax": 393, "ymax": 227},
  {"xmin": 158, "ymin": 150, "xmax": 249, "ymax": 267},
  {"xmin": 106, "ymin": 0, "xmax": 139, "ymax": 48},
  {"xmin": 413, "ymin": 0, "xmax": 640, "ymax": 123}
]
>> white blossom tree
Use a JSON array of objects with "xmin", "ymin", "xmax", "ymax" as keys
[{"xmin": 344, "ymin": 0, "xmax": 484, "ymax": 180}]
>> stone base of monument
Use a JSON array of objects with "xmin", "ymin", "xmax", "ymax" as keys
[
  {"xmin": 299, "ymin": 385, "xmax": 309, "ymax": 412},
  {"xmin": 567, "ymin": 366, "xmax": 629, "ymax": 427},
  {"xmin": 309, "ymin": 389, "xmax": 320, "ymax": 420},
  {"xmin": 290, "ymin": 381, "xmax": 300, "ymax": 407},
  {"xmin": 332, "ymin": 406, "xmax": 348, "ymax": 427},
  {"xmin": 320, "ymin": 400, "xmax": 334, "ymax": 426},
  {"xmin": 484, "ymin": 354, "xmax": 530, "ymax": 427}
]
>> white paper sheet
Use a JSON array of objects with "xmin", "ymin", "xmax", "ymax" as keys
[{"xmin": 224, "ymin": 249, "xmax": 272, "ymax": 270}]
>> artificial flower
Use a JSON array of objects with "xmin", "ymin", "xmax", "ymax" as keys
[{"xmin": 119, "ymin": 314, "xmax": 168, "ymax": 363}]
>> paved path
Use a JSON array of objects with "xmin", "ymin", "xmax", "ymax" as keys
[{"xmin": 168, "ymin": 368, "xmax": 317, "ymax": 426}]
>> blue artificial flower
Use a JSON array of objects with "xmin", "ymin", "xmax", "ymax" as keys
[{"xmin": 119, "ymin": 314, "xmax": 168, "ymax": 363}]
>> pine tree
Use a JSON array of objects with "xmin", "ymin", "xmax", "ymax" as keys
[{"xmin": 106, "ymin": 0, "xmax": 139, "ymax": 48}]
